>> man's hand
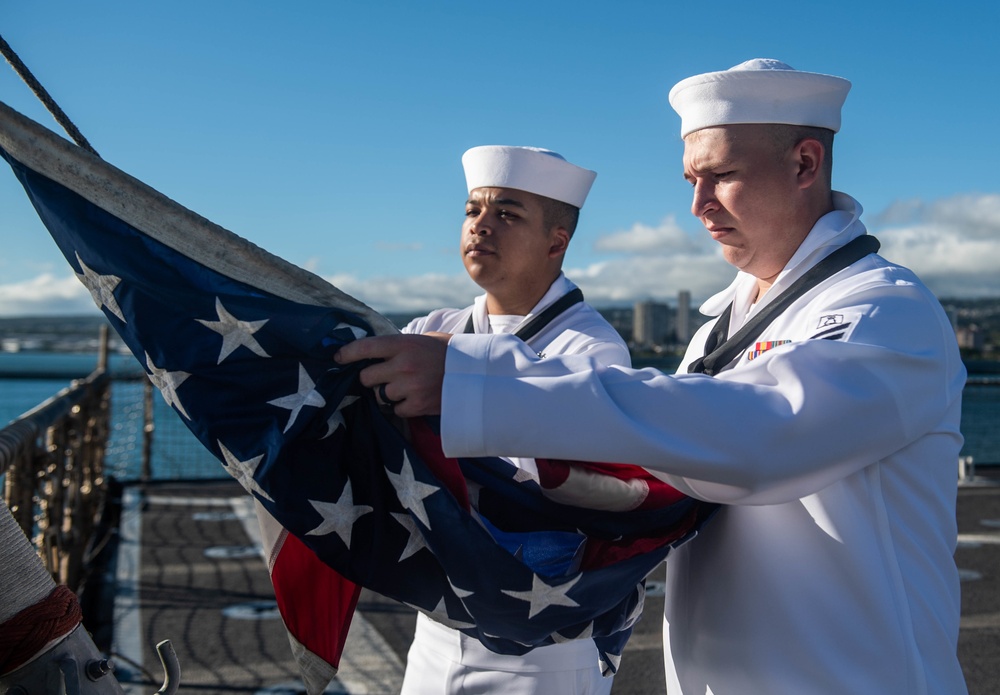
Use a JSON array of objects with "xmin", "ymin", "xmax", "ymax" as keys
[{"xmin": 335, "ymin": 333, "xmax": 450, "ymax": 418}]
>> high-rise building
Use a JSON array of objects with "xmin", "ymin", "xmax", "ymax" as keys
[
  {"xmin": 633, "ymin": 300, "xmax": 670, "ymax": 347},
  {"xmin": 676, "ymin": 290, "xmax": 691, "ymax": 344}
]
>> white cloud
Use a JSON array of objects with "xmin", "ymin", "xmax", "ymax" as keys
[
  {"xmin": 1, "ymin": 192, "xmax": 996, "ymax": 318},
  {"xmin": 873, "ymin": 193, "xmax": 1000, "ymax": 238},
  {"xmin": 871, "ymin": 193, "xmax": 1000, "ymax": 298},
  {"xmin": 0, "ymin": 273, "xmax": 98, "ymax": 316},
  {"xmin": 567, "ymin": 255, "xmax": 732, "ymax": 306},
  {"xmin": 577, "ymin": 192, "xmax": 1000, "ymax": 305},
  {"xmin": 578, "ymin": 215, "xmax": 728, "ymax": 305},
  {"xmin": 324, "ymin": 271, "xmax": 480, "ymax": 314},
  {"xmin": 326, "ymin": 252, "xmax": 736, "ymax": 314},
  {"xmin": 0, "ymin": 267, "xmax": 479, "ymax": 319},
  {"xmin": 593, "ymin": 215, "xmax": 707, "ymax": 255},
  {"xmin": 301, "ymin": 256, "xmax": 322, "ymax": 273}
]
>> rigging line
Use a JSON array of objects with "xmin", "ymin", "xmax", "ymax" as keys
[{"xmin": 0, "ymin": 32, "xmax": 100, "ymax": 158}]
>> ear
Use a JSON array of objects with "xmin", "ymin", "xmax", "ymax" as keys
[
  {"xmin": 794, "ymin": 138, "xmax": 825, "ymax": 190},
  {"xmin": 548, "ymin": 227, "xmax": 571, "ymax": 259}
]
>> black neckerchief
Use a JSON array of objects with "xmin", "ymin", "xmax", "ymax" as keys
[
  {"xmin": 463, "ymin": 288, "xmax": 585, "ymax": 345},
  {"xmin": 687, "ymin": 235, "xmax": 880, "ymax": 376}
]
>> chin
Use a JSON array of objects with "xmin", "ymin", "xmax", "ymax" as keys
[
  {"xmin": 721, "ymin": 251, "xmax": 745, "ymax": 269},
  {"xmin": 465, "ymin": 267, "xmax": 492, "ymax": 288}
]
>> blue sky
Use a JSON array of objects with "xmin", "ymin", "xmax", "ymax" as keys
[{"xmin": 2, "ymin": 1, "xmax": 998, "ymax": 317}]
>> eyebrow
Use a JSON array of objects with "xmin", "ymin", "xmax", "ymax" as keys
[
  {"xmin": 466, "ymin": 196, "xmax": 528, "ymax": 210},
  {"xmin": 684, "ymin": 157, "xmax": 735, "ymax": 180},
  {"xmin": 683, "ymin": 159, "xmax": 736, "ymax": 181}
]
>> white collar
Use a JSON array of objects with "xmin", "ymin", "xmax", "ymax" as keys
[
  {"xmin": 700, "ymin": 192, "xmax": 866, "ymax": 322},
  {"xmin": 469, "ymin": 272, "xmax": 578, "ymax": 334}
]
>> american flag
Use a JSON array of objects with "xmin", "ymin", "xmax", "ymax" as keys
[{"xmin": 0, "ymin": 99, "xmax": 716, "ymax": 694}]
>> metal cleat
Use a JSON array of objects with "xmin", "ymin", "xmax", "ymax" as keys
[
  {"xmin": 0, "ymin": 626, "xmax": 180, "ymax": 695},
  {"xmin": 152, "ymin": 641, "xmax": 180, "ymax": 695}
]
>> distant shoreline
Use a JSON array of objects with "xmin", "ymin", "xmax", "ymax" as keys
[{"xmin": 0, "ymin": 349, "xmax": 998, "ymax": 380}]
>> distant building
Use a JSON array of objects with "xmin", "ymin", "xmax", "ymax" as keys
[
  {"xmin": 956, "ymin": 324, "xmax": 985, "ymax": 351},
  {"xmin": 598, "ymin": 307, "xmax": 634, "ymax": 343},
  {"xmin": 633, "ymin": 300, "xmax": 670, "ymax": 348},
  {"xmin": 676, "ymin": 290, "xmax": 692, "ymax": 344}
]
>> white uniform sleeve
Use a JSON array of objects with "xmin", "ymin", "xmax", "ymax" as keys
[
  {"xmin": 576, "ymin": 338, "xmax": 631, "ymax": 369},
  {"xmin": 441, "ymin": 282, "xmax": 965, "ymax": 505},
  {"xmin": 539, "ymin": 325, "xmax": 631, "ymax": 369}
]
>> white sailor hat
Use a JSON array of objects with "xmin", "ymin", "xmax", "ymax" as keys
[
  {"xmin": 461, "ymin": 145, "xmax": 597, "ymax": 209},
  {"xmin": 668, "ymin": 58, "xmax": 851, "ymax": 138}
]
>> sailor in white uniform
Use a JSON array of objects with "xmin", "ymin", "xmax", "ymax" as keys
[
  {"xmin": 394, "ymin": 145, "xmax": 630, "ymax": 695},
  {"xmin": 340, "ymin": 60, "xmax": 969, "ymax": 694}
]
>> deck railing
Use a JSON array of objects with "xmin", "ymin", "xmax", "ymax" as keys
[{"xmin": 0, "ymin": 327, "xmax": 113, "ymax": 590}]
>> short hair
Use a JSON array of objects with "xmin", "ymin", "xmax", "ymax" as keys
[
  {"xmin": 538, "ymin": 196, "xmax": 581, "ymax": 237},
  {"xmin": 765, "ymin": 124, "xmax": 835, "ymax": 181}
]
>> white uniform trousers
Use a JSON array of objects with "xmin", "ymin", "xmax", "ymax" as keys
[{"xmin": 400, "ymin": 613, "xmax": 614, "ymax": 695}]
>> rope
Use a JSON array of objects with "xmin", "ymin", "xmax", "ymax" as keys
[
  {"xmin": 0, "ymin": 585, "xmax": 82, "ymax": 675},
  {"xmin": 0, "ymin": 32, "xmax": 100, "ymax": 157}
]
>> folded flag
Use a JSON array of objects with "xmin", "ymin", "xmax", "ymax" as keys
[{"xmin": 0, "ymin": 99, "xmax": 717, "ymax": 694}]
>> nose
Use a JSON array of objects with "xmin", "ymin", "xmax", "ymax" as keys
[
  {"xmin": 691, "ymin": 179, "xmax": 717, "ymax": 218},
  {"xmin": 467, "ymin": 212, "xmax": 491, "ymax": 236}
]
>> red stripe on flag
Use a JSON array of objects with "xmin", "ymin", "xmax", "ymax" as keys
[
  {"xmin": 408, "ymin": 418, "xmax": 472, "ymax": 511},
  {"xmin": 271, "ymin": 531, "xmax": 361, "ymax": 669},
  {"xmin": 580, "ymin": 506, "xmax": 701, "ymax": 570},
  {"xmin": 537, "ymin": 458, "xmax": 689, "ymax": 508}
]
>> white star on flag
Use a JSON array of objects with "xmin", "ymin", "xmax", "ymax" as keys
[
  {"xmin": 75, "ymin": 252, "xmax": 126, "ymax": 322},
  {"xmin": 196, "ymin": 297, "xmax": 270, "ymax": 363},
  {"xmin": 465, "ymin": 480, "xmax": 483, "ymax": 509},
  {"xmin": 429, "ymin": 598, "xmax": 476, "ymax": 629},
  {"xmin": 322, "ymin": 395, "xmax": 360, "ymax": 439},
  {"xmin": 306, "ymin": 480, "xmax": 373, "ymax": 549},
  {"xmin": 389, "ymin": 511, "xmax": 428, "ymax": 561},
  {"xmin": 427, "ymin": 596, "xmax": 449, "ymax": 619},
  {"xmin": 448, "ymin": 578, "xmax": 474, "ymax": 600},
  {"xmin": 511, "ymin": 467, "xmax": 536, "ymax": 484},
  {"xmin": 502, "ymin": 573, "xmax": 582, "ymax": 619},
  {"xmin": 623, "ymin": 583, "xmax": 645, "ymax": 629},
  {"xmin": 218, "ymin": 441, "xmax": 273, "ymax": 502},
  {"xmin": 386, "ymin": 452, "xmax": 439, "ymax": 529},
  {"xmin": 268, "ymin": 363, "xmax": 326, "ymax": 433},
  {"xmin": 145, "ymin": 351, "xmax": 191, "ymax": 419},
  {"xmin": 600, "ymin": 652, "xmax": 622, "ymax": 675}
]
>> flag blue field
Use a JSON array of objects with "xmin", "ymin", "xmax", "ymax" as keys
[{"xmin": 0, "ymin": 98, "xmax": 716, "ymax": 693}]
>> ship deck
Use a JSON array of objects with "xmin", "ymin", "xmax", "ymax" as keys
[{"xmin": 101, "ymin": 472, "xmax": 1000, "ymax": 694}]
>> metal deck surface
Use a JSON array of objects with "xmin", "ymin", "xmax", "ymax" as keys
[{"xmin": 105, "ymin": 474, "xmax": 999, "ymax": 694}]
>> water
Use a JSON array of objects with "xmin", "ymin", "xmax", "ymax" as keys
[
  {"xmin": 0, "ymin": 351, "xmax": 221, "ymax": 481},
  {"xmin": 2, "ymin": 352, "xmax": 998, "ymax": 481},
  {"xmin": 958, "ymin": 383, "xmax": 1000, "ymax": 466}
]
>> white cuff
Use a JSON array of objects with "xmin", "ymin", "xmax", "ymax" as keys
[{"xmin": 441, "ymin": 333, "xmax": 496, "ymax": 458}]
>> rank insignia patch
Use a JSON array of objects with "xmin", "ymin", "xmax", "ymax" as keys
[
  {"xmin": 747, "ymin": 340, "xmax": 792, "ymax": 361},
  {"xmin": 808, "ymin": 310, "xmax": 862, "ymax": 342}
]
